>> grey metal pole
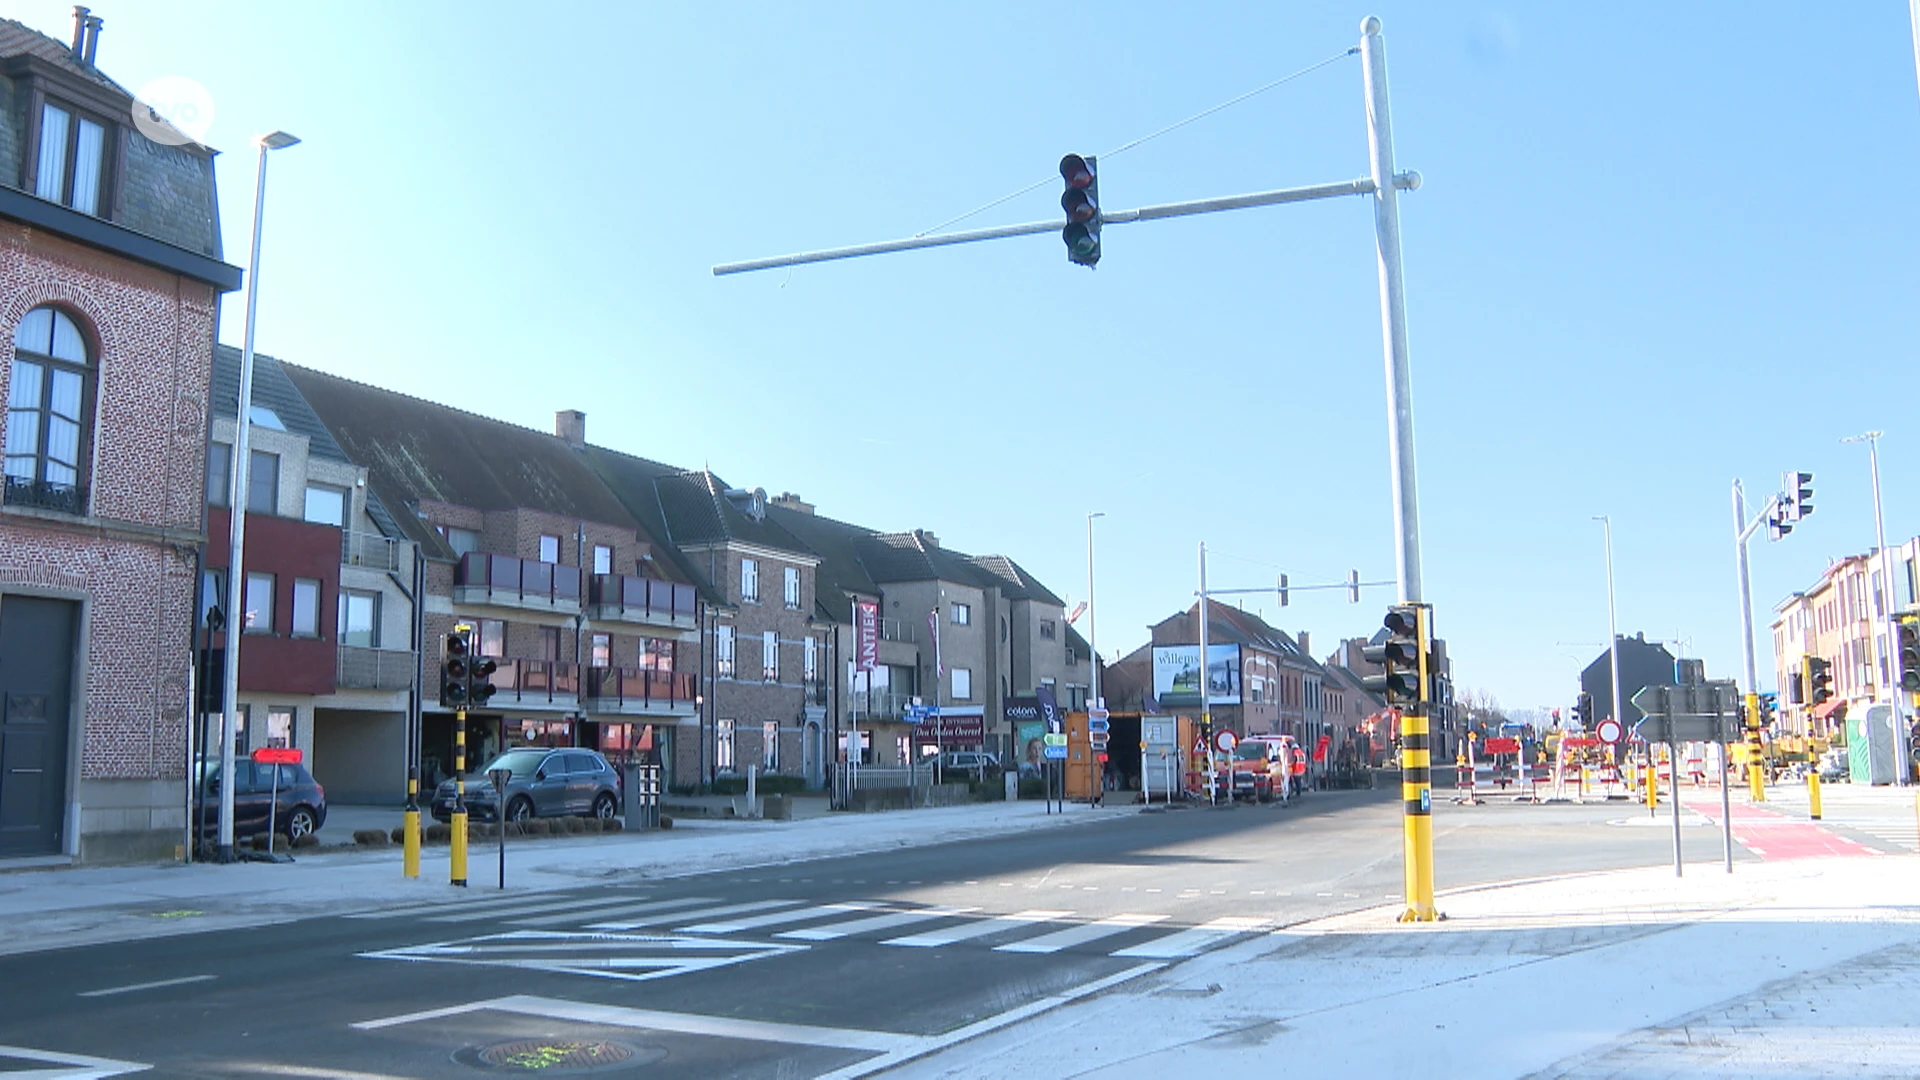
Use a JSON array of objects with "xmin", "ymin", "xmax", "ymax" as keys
[
  {"xmin": 1720, "ymin": 732, "xmax": 1734, "ymax": 872},
  {"xmin": 1088, "ymin": 512, "xmax": 1104, "ymax": 711},
  {"xmin": 1597, "ymin": 516, "xmax": 1623, "ymax": 737},
  {"xmin": 1732, "ymin": 480, "xmax": 1761, "ymax": 695},
  {"xmin": 1669, "ymin": 737, "xmax": 1683, "ymax": 877},
  {"xmin": 1199, "ymin": 542, "xmax": 1213, "ymax": 804},
  {"xmin": 216, "ymin": 137, "xmax": 285, "ymax": 862},
  {"xmin": 1850, "ymin": 433, "xmax": 1909, "ymax": 786},
  {"xmin": 1361, "ymin": 16, "xmax": 1423, "ymax": 606}
]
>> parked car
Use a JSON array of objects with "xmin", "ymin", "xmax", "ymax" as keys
[
  {"xmin": 939, "ymin": 751, "xmax": 1002, "ymax": 779},
  {"xmin": 194, "ymin": 759, "xmax": 327, "ymax": 842},
  {"xmin": 432, "ymin": 747, "xmax": 623, "ymax": 823}
]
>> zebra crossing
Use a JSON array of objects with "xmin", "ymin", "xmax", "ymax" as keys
[
  {"xmin": 351, "ymin": 887, "xmax": 1273, "ymax": 969},
  {"xmin": 1818, "ymin": 815, "xmax": 1920, "ymax": 853}
]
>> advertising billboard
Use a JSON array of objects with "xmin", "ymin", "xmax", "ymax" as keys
[{"xmin": 1152, "ymin": 643, "xmax": 1242, "ymax": 706}]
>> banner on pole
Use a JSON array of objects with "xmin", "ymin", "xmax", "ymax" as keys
[{"xmin": 856, "ymin": 600, "xmax": 879, "ymax": 673}]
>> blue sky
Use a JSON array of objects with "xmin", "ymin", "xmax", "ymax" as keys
[{"xmin": 25, "ymin": 2, "xmax": 1920, "ymax": 714}]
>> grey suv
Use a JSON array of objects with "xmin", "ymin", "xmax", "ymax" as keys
[{"xmin": 432, "ymin": 747, "xmax": 622, "ymax": 823}]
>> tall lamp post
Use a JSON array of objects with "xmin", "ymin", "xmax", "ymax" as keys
[
  {"xmin": 1594, "ymin": 516, "xmax": 1623, "ymax": 743},
  {"xmin": 214, "ymin": 130, "xmax": 300, "ymax": 863},
  {"xmin": 1087, "ymin": 512, "xmax": 1105, "ymax": 712},
  {"xmin": 1844, "ymin": 431, "xmax": 1906, "ymax": 787}
]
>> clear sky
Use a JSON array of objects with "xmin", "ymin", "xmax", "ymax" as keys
[{"xmin": 22, "ymin": 2, "xmax": 1920, "ymax": 714}]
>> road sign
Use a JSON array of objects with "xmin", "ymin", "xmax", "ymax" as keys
[
  {"xmin": 1192, "ymin": 736, "xmax": 1209, "ymax": 756},
  {"xmin": 1631, "ymin": 680, "xmax": 1743, "ymax": 744},
  {"xmin": 1089, "ymin": 707, "xmax": 1109, "ymax": 722},
  {"xmin": 1216, "ymin": 730, "xmax": 1238, "ymax": 754},
  {"xmin": 904, "ymin": 705, "xmax": 932, "ymax": 725},
  {"xmin": 1595, "ymin": 718, "xmax": 1623, "ymax": 745},
  {"xmin": 1484, "ymin": 737, "xmax": 1520, "ymax": 755},
  {"xmin": 252, "ymin": 747, "xmax": 303, "ymax": 765},
  {"xmin": 1043, "ymin": 731, "xmax": 1068, "ymax": 760}
]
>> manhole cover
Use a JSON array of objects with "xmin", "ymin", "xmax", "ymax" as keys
[{"xmin": 459, "ymin": 1039, "xmax": 663, "ymax": 1072}]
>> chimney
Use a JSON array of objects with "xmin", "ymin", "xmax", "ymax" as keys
[
  {"xmin": 71, "ymin": 6, "xmax": 89, "ymax": 56},
  {"xmin": 555, "ymin": 409, "xmax": 585, "ymax": 449},
  {"xmin": 82, "ymin": 13, "xmax": 102, "ymax": 65},
  {"xmin": 914, "ymin": 529, "xmax": 939, "ymax": 548},
  {"xmin": 1296, "ymin": 630, "xmax": 1310, "ymax": 658},
  {"xmin": 769, "ymin": 492, "xmax": 814, "ymax": 515}
]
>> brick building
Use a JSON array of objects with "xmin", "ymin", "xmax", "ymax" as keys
[{"xmin": 0, "ymin": 15, "xmax": 239, "ymax": 861}]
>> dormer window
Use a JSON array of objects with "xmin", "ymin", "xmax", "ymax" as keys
[{"xmin": 34, "ymin": 100, "xmax": 111, "ymax": 216}]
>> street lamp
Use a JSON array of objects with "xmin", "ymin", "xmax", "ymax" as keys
[
  {"xmin": 1843, "ymin": 431, "xmax": 1906, "ymax": 786},
  {"xmin": 1087, "ymin": 512, "xmax": 1105, "ymax": 712},
  {"xmin": 214, "ymin": 130, "xmax": 300, "ymax": 863},
  {"xmin": 1594, "ymin": 516, "xmax": 1623, "ymax": 740}
]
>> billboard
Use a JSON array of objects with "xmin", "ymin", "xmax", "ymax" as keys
[{"xmin": 1152, "ymin": 644, "xmax": 1241, "ymax": 706}]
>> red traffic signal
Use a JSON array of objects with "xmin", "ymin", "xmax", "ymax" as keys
[{"xmin": 1059, "ymin": 154, "xmax": 1101, "ymax": 267}]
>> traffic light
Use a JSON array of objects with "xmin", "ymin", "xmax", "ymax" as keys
[
  {"xmin": 440, "ymin": 626, "xmax": 472, "ymax": 708},
  {"xmin": 1806, "ymin": 655, "xmax": 1833, "ymax": 706},
  {"xmin": 1898, "ymin": 614, "xmax": 1920, "ymax": 693},
  {"xmin": 1348, "ymin": 569, "xmax": 1361, "ymax": 604},
  {"xmin": 1766, "ymin": 509, "xmax": 1793, "ymax": 541},
  {"xmin": 469, "ymin": 654, "xmax": 498, "ymax": 708},
  {"xmin": 1277, "ymin": 573, "xmax": 1289, "ymax": 608},
  {"xmin": 1059, "ymin": 154, "xmax": 1100, "ymax": 267},
  {"xmin": 1362, "ymin": 604, "xmax": 1424, "ymax": 708},
  {"xmin": 1572, "ymin": 692, "xmax": 1592, "ymax": 728},
  {"xmin": 1782, "ymin": 471, "xmax": 1814, "ymax": 522}
]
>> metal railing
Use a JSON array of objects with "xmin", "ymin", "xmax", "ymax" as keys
[
  {"xmin": 850, "ymin": 691, "xmax": 914, "ymax": 721},
  {"xmin": 342, "ymin": 530, "xmax": 401, "ymax": 571},
  {"xmin": 2, "ymin": 475, "xmax": 86, "ymax": 515},
  {"xmin": 336, "ymin": 646, "xmax": 415, "ymax": 691},
  {"xmin": 584, "ymin": 666, "xmax": 696, "ymax": 710},
  {"xmin": 486, "ymin": 658, "xmax": 580, "ymax": 705},
  {"xmin": 879, "ymin": 618, "xmax": 916, "ymax": 643},
  {"xmin": 588, "ymin": 574, "xmax": 696, "ymax": 623},
  {"xmin": 456, "ymin": 551, "xmax": 582, "ymax": 607}
]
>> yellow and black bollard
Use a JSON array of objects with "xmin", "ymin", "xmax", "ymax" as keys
[
  {"xmin": 403, "ymin": 766, "xmax": 421, "ymax": 879},
  {"xmin": 1807, "ymin": 769, "xmax": 1822, "ymax": 821},
  {"xmin": 1645, "ymin": 763, "xmax": 1657, "ymax": 813},
  {"xmin": 1745, "ymin": 693, "xmax": 1766, "ymax": 802},
  {"xmin": 451, "ymin": 707, "xmax": 469, "ymax": 887}
]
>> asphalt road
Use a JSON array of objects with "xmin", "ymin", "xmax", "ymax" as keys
[{"xmin": 0, "ymin": 789, "xmax": 1734, "ymax": 1078}]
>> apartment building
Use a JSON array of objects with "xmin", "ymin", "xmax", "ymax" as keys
[
  {"xmin": 0, "ymin": 16, "xmax": 239, "ymax": 861},
  {"xmin": 285, "ymin": 376, "xmax": 705, "ymax": 790},
  {"xmin": 1771, "ymin": 542, "xmax": 1920, "ymax": 737}
]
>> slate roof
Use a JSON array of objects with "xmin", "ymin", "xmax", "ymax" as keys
[
  {"xmin": 576, "ymin": 448, "xmax": 735, "ymax": 607},
  {"xmin": 1157, "ymin": 602, "xmax": 1323, "ymax": 671},
  {"xmin": 761, "ymin": 506, "xmax": 882, "ymax": 624},
  {"xmin": 281, "ymin": 365, "xmax": 671, "ymax": 570},
  {"xmin": 968, "ymin": 554, "xmax": 1066, "ymax": 607},
  {"xmin": 210, "ymin": 346, "xmax": 404, "ymax": 540},
  {"xmin": 0, "ymin": 18, "xmax": 130, "ymax": 97}
]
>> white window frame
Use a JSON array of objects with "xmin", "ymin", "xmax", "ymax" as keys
[
  {"xmin": 248, "ymin": 450, "xmax": 279, "ymax": 514},
  {"xmin": 590, "ymin": 632, "xmax": 612, "ymax": 668},
  {"xmin": 951, "ymin": 602, "xmax": 971, "ymax": 626},
  {"xmin": 266, "ymin": 707, "xmax": 295, "ymax": 749},
  {"xmin": 593, "ymin": 544, "xmax": 613, "ymax": 576},
  {"xmin": 952, "ymin": 667, "xmax": 972, "ymax": 701},
  {"xmin": 477, "ymin": 618, "xmax": 506, "ymax": 657},
  {"xmin": 302, "ymin": 483, "xmax": 348, "ymax": 527},
  {"xmin": 716, "ymin": 719, "xmax": 735, "ymax": 771},
  {"xmin": 763, "ymin": 630, "xmax": 779, "ymax": 682},
  {"xmin": 763, "ymin": 721, "xmax": 779, "ymax": 771},
  {"xmin": 804, "ymin": 636, "xmax": 818, "ymax": 681},
  {"xmin": 716, "ymin": 625, "xmax": 735, "ymax": 678},
  {"xmin": 244, "ymin": 571, "xmax": 275, "ymax": 634},
  {"xmin": 338, "ymin": 589, "xmax": 380, "ymax": 648},
  {"xmin": 538, "ymin": 534, "xmax": 561, "ymax": 564},
  {"xmin": 783, "ymin": 566, "xmax": 800, "ymax": 610},
  {"xmin": 291, "ymin": 577, "xmax": 321, "ymax": 638},
  {"xmin": 741, "ymin": 558, "xmax": 759, "ymax": 602}
]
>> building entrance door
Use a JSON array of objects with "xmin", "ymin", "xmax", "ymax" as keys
[{"xmin": 0, "ymin": 596, "xmax": 77, "ymax": 856}]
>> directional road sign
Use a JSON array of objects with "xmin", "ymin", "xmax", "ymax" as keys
[{"xmin": 1631, "ymin": 682, "xmax": 1742, "ymax": 744}]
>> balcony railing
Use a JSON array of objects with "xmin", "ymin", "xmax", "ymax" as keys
[
  {"xmin": 483, "ymin": 658, "xmax": 580, "ymax": 708},
  {"xmin": 584, "ymin": 666, "xmax": 697, "ymax": 713},
  {"xmin": 850, "ymin": 690, "xmax": 915, "ymax": 722},
  {"xmin": 879, "ymin": 618, "xmax": 916, "ymax": 643},
  {"xmin": 2, "ymin": 475, "xmax": 86, "ymax": 515},
  {"xmin": 454, "ymin": 552, "xmax": 582, "ymax": 613},
  {"xmin": 342, "ymin": 530, "xmax": 401, "ymax": 571},
  {"xmin": 587, "ymin": 574, "xmax": 696, "ymax": 628},
  {"xmin": 337, "ymin": 646, "xmax": 415, "ymax": 691}
]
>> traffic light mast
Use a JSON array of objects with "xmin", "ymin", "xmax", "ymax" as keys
[
  {"xmin": 1362, "ymin": 602, "xmax": 1436, "ymax": 920},
  {"xmin": 441, "ymin": 625, "xmax": 475, "ymax": 887}
]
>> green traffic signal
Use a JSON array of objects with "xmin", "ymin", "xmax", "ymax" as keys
[{"xmin": 1059, "ymin": 154, "xmax": 1101, "ymax": 267}]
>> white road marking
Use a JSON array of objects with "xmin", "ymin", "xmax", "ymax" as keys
[
  {"xmin": 77, "ymin": 973, "xmax": 215, "ymax": 997},
  {"xmin": 588, "ymin": 898, "xmax": 799, "ymax": 930},
  {"xmin": 994, "ymin": 914, "xmax": 1167, "ymax": 954},
  {"xmin": 1111, "ymin": 916, "xmax": 1270, "ymax": 958},
  {"xmin": 359, "ymin": 930, "xmax": 805, "ymax": 984},
  {"xmin": 508, "ymin": 895, "xmax": 716, "ymax": 928},
  {"xmin": 354, "ymin": 993, "xmax": 911, "ymax": 1051},
  {"xmin": 882, "ymin": 909, "xmax": 1073, "ymax": 948},
  {"xmin": 425, "ymin": 893, "xmax": 650, "ymax": 924},
  {"xmin": 776, "ymin": 906, "xmax": 978, "ymax": 941},
  {"xmin": 0, "ymin": 1043, "xmax": 148, "ymax": 1078},
  {"xmin": 677, "ymin": 902, "xmax": 882, "ymax": 934}
]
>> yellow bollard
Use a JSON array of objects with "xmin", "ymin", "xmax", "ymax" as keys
[
  {"xmin": 1807, "ymin": 770, "xmax": 1822, "ymax": 821},
  {"xmin": 403, "ymin": 768, "xmax": 421, "ymax": 879},
  {"xmin": 1645, "ymin": 765, "xmax": 1658, "ymax": 811},
  {"xmin": 451, "ymin": 708, "xmax": 469, "ymax": 887}
]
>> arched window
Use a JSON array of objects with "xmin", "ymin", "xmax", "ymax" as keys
[{"xmin": 5, "ymin": 306, "xmax": 92, "ymax": 513}]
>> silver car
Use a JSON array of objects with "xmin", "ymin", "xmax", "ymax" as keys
[{"xmin": 432, "ymin": 747, "xmax": 622, "ymax": 823}]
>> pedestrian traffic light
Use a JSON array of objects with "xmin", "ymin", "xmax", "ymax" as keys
[
  {"xmin": 468, "ymin": 654, "xmax": 498, "ymax": 708},
  {"xmin": 1059, "ymin": 154, "xmax": 1100, "ymax": 267},
  {"xmin": 1277, "ymin": 573, "xmax": 1289, "ymax": 608},
  {"xmin": 1362, "ymin": 604, "xmax": 1423, "ymax": 708},
  {"xmin": 1782, "ymin": 471, "xmax": 1814, "ymax": 521},
  {"xmin": 1897, "ymin": 614, "xmax": 1920, "ymax": 693},
  {"xmin": 1806, "ymin": 655, "xmax": 1833, "ymax": 706},
  {"xmin": 440, "ymin": 627, "xmax": 472, "ymax": 708}
]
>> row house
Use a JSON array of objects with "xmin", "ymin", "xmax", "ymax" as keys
[
  {"xmin": 1771, "ymin": 540, "xmax": 1920, "ymax": 738},
  {"xmin": 0, "ymin": 16, "xmax": 239, "ymax": 862},
  {"xmin": 286, "ymin": 375, "xmax": 708, "ymax": 790},
  {"xmin": 202, "ymin": 349, "xmax": 417, "ymax": 804}
]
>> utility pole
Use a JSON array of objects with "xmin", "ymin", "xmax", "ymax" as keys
[
  {"xmin": 1198, "ymin": 541, "xmax": 1213, "ymax": 805},
  {"xmin": 1595, "ymin": 515, "xmax": 1623, "ymax": 753},
  {"xmin": 1088, "ymin": 512, "xmax": 1104, "ymax": 712},
  {"xmin": 1845, "ymin": 432, "xmax": 1907, "ymax": 786}
]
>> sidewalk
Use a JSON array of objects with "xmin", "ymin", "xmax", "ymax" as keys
[
  {"xmin": 0, "ymin": 800, "xmax": 1125, "ymax": 956},
  {"xmin": 881, "ymin": 846, "xmax": 1920, "ymax": 1079}
]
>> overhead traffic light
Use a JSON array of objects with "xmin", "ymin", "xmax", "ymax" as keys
[
  {"xmin": 1806, "ymin": 655, "xmax": 1833, "ymax": 706},
  {"xmin": 1897, "ymin": 614, "xmax": 1920, "ymax": 694},
  {"xmin": 440, "ymin": 626, "xmax": 473, "ymax": 708},
  {"xmin": 1348, "ymin": 569, "xmax": 1361, "ymax": 604},
  {"xmin": 1059, "ymin": 154, "xmax": 1100, "ymax": 267},
  {"xmin": 1362, "ymin": 604, "xmax": 1426, "ymax": 709},
  {"xmin": 1277, "ymin": 573, "xmax": 1289, "ymax": 608},
  {"xmin": 1781, "ymin": 471, "xmax": 1814, "ymax": 522},
  {"xmin": 1766, "ymin": 509, "xmax": 1793, "ymax": 541},
  {"xmin": 1572, "ymin": 692, "xmax": 1592, "ymax": 729}
]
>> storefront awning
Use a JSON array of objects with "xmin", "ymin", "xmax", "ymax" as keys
[{"xmin": 1811, "ymin": 698, "xmax": 1848, "ymax": 721}]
